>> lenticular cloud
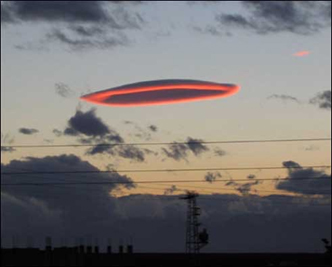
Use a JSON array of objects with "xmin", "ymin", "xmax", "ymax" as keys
[{"xmin": 80, "ymin": 79, "xmax": 240, "ymax": 107}]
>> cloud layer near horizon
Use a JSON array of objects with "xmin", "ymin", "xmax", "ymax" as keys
[{"xmin": 1, "ymin": 155, "xmax": 331, "ymax": 252}]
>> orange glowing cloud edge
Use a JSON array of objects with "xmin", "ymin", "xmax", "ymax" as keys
[{"xmin": 80, "ymin": 81, "xmax": 241, "ymax": 107}]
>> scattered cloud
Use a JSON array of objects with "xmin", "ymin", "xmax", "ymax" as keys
[
  {"xmin": 60, "ymin": 110, "xmax": 150, "ymax": 162},
  {"xmin": 124, "ymin": 121, "xmax": 155, "ymax": 141},
  {"xmin": 148, "ymin": 125, "xmax": 158, "ymax": 132},
  {"xmin": 162, "ymin": 137, "xmax": 210, "ymax": 162},
  {"xmin": 116, "ymin": 145, "xmax": 146, "ymax": 162},
  {"xmin": 46, "ymin": 28, "xmax": 130, "ymax": 51},
  {"xmin": 1, "ymin": 1, "xmax": 110, "ymax": 24},
  {"xmin": 18, "ymin": 128, "xmax": 39, "ymax": 135},
  {"xmin": 1, "ymin": 1, "xmax": 145, "ymax": 26},
  {"xmin": 211, "ymin": 1, "xmax": 331, "ymax": 36},
  {"xmin": 186, "ymin": 137, "xmax": 209, "ymax": 156},
  {"xmin": 205, "ymin": 172, "xmax": 222, "ymax": 183},
  {"xmin": 237, "ymin": 180, "xmax": 260, "ymax": 195},
  {"xmin": 2, "ymin": 1, "xmax": 145, "ymax": 51},
  {"xmin": 55, "ymin": 83, "xmax": 75, "ymax": 98},
  {"xmin": 267, "ymin": 94, "xmax": 300, "ymax": 103},
  {"xmin": 85, "ymin": 144, "xmax": 116, "ymax": 156},
  {"xmin": 309, "ymin": 91, "xmax": 331, "ymax": 110},
  {"xmin": 85, "ymin": 144, "xmax": 147, "ymax": 162},
  {"xmin": 276, "ymin": 161, "xmax": 331, "ymax": 195},
  {"xmin": 164, "ymin": 185, "xmax": 178, "ymax": 195},
  {"xmin": 214, "ymin": 148, "xmax": 227, "ymax": 157},
  {"xmin": 162, "ymin": 143, "xmax": 189, "ymax": 161},
  {"xmin": 225, "ymin": 175, "xmax": 260, "ymax": 196},
  {"xmin": 65, "ymin": 109, "xmax": 119, "ymax": 138},
  {"xmin": 247, "ymin": 174, "xmax": 256, "ymax": 179},
  {"xmin": 1, "ymin": 147, "xmax": 16, "ymax": 153}
]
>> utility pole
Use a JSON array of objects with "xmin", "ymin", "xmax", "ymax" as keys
[{"xmin": 180, "ymin": 191, "xmax": 209, "ymax": 254}]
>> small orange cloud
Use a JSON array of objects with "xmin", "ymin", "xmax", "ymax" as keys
[{"xmin": 293, "ymin": 51, "xmax": 310, "ymax": 57}]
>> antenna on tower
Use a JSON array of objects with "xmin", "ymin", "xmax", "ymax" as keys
[{"xmin": 180, "ymin": 191, "xmax": 209, "ymax": 255}]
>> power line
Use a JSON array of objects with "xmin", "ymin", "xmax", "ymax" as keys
[
  {"xmin": 1, "ymin": 137, "xmax": 330, "ymax": 149},
  {"xmin": 1, "ymin": 176, "xmax": 331, "ymax": 186},
  {"xmin": 2, "ymin": 165, "xmax": 330, "ymax": 193},
  {"xmin": 1, "ymin": 165, "xmax": 330, "ymax": 175},
  {"xmin": 150, "ymin": 182, "xmax": 332, "ymax": 194},
  {"xmin": 136, "ymin": 186, "xmax": 331, "ymax": 206}
]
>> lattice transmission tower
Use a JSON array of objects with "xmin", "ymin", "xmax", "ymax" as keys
[{"xmin": 180, "ymin": 191, "xmax": 209, "ymax": 254}]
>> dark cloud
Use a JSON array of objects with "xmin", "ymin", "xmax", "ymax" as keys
[
  {"xmin": 117, "ymin": 145, "xmax": 145, "ymax": 162},
  {"xmin": 69, "ymin": 25, "xmax": 107, "ymax": 37},
  {"xmin": 2, "ymin": 2, "xmax": 145, "ymax": 51},
  {"xmin": 268, "ymin": 94, "xmax": 300, "ymax": 103},
  {"xmin": 143, "ymin": 148, "xmax": 159, "ymax": 156},
  {"xmin": 276, "ymin": 161, "xmax": 331, "ymax": 195},
  {"xmin": 64, "ymin": 109, "xmax": 124, "ymax": 152},
  {"xmin": 225, "ymin": 175, "xmax": 260, "ymax": 196},
  {"xmin": 217, "ymin": 14, "xmax": 254, "ymax": 30},
  {"xmin": 1, "ymin": 154, "xmax": 137, "ymax": 245},
  {"xmin": 52, "ymin": 129, "xmax": 63, "ymax": 137},
  {"xmin": 162, "ymin": 143, "xmax": 190, "ymax": 161},
  {"xmin": 237, "ymin": 180, "xmax": 260, "ymax": 195},
  {"xmin": 205, "ymin": 172, "xmax": 222, "ymax": 183},
  {"xmin": 1, "ymin": 154, "xmax": 331, "ymax": 253},
  {"xmin": 1, "ymin": 154, "xmax": 135, "ymax": 199},
  {"xmin": 2, "ymin": 1, "xmax": 145, "ymax": 29},
  {"xmin": 55, "ymin": 83, "xmax": 74, "ymax": 98},
  {"xmin": 310, "ymin": 91, "xmax": 331, "ymax": 110},
  {"xmin": 86, "ymin": 144, "xmax": 116, "ymax": 156},
  {"xmin": 1, "ymin": 147, "xmax": 16, "ymax": 153},
  {"xmin": 282, "ymin": 160, "xmax": 302, "ymax": 170},
  {"xmin": 148, "ymin": 125, "xmax": 158, "ymax": 132},
  {"xmin": 63, "ymin": 127, "xmax": 80, "ymax": 136},
  {"xmin": 66, "ymin": 109, "xmax": 111, "ymax": 137},
  {"xmin": 64, "ymin": 109, "xmax": 147, "ymax": 162},
  {"xmin": 187, "ymin": 137, "xmax": 209, "ymax": 156},
  {"xmin": 46, "ymin": 28, "xmax": 130, "ymax": 51},
  {"xmin": 1, "ymin": 1, "xmax": 110, "ymax": 24},
  {"xmin": 18, "ymin": 128, "xmax": 39, "ymax": 135},
  {"xmin": 86, "ymin": 144, "xmax": 146, "ymax": 162},
  {"xmin": 164, "ymin": 185, "xmax": 178, "ymax": 195},
  {"xmin": 214, "ymin": 1, "xmax": 331, "ymax": 36},
  {"xmin": 162, "ymin": 137, "xmax": 210, "ymax": 161},
  {"xmin": 214, "ymin": 148, "xmax": 227, "ymax": 157},
  {"xmin": 1, "ymin": 187, "xmax": 330, "ymax": 252}
]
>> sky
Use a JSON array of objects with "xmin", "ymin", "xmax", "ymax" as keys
[{"xmin": 1, "ymin": 1, "xmax": 331, "ymax": 253}]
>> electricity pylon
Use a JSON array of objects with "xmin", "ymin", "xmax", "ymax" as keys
[{"xmin": 180, "ymin": 191, "xmax": 209, "ymax": 254}]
